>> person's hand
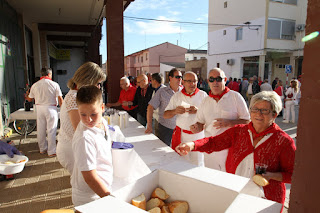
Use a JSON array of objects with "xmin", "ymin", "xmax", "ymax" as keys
[
  {"xmin": 190, "ymin": 123, "xmax": 203, "ymax": 133},
  {"xmin": 187, "ymin": 106, "xmax": 198, "ymax": 114},
  {"xmin": 145, "ymin": 125, "xmax": 153, "ymax": 134},
  {"xmin": 175, "ymin": 106, "xmax": 186, "ymax": 115},
  {"xmin": 213, "ymin": 118, "xmax": 231, "ymax": 129},
  {"xmin": 0, "ymin": 141, "xmax": 21, "ymax": 158},
  {"xmin": 175, "ymin": 142, "xmax": 195, "ymax": 156},
  {"xmin": 106, "ymin": 103, "xmax": 112, "ymax": 108}
]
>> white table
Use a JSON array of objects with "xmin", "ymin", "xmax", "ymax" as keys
[{"xmin": 8, "ymin": 108, "xmax": 37, "ymax": 124}]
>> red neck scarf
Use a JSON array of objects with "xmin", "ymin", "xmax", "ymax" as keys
[
  {"xmin": 40, "ymin": 76, "xmax": 51, "ymax": 80},
  {"xmin": 209, "ymin": 87, "xmax": 230, "ymax": 101},
  {"xmin": 181, "ymin": 88, "xmax": 200, "ymax": 97},
  {"xmin": 248, "ymin": 122, "xmax": 277, "ymax": 140}
]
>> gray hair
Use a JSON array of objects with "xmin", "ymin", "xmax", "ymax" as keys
[
  {"xmin": 120, "ymin": 76, "xmax": 130, "ymax": 84},
  {"xmin": 250, "ymin": 91, "xmax": 282, "ymax": 115},
  {"xmin": 41, "ymin": 68, "xmax": 52, "ymax": 76},
  {"xmin": 208, "ymin": 68, "xmax": 226, "ymax": 78},
  {"xmin": 183, "ymin": 71, "xmax": 197, "ymax": 80}
]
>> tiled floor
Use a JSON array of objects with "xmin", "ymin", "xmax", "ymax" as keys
[{"xmin": 0, "ymin": 131, "xmax": 73, "ymax": 213}]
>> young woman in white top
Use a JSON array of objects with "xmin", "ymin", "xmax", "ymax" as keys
[
  {"xmin": 283, "ymin": 80, "xmax": 299, "ymax": 123},
  {"xmin": 56, "ymin": 62, "xmax": 106, "ymax": 174}
]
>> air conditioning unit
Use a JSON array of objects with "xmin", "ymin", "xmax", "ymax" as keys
[
  {"xmin": 227, "ymin": 59, "xmax": 235, "ymax": 65},
  {"xmin": 296, "ymin": 24, "xmax": 305, "ymax": 32}
]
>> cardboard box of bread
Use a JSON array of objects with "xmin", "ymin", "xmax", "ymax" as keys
[{"xmin": 76, "ymin": 161, "xmax": 282, "ymax": 213}]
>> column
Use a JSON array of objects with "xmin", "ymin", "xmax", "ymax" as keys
[
  {"xmin": 258, "ymin": 55, "xmax": 265, "ymax": 80},
  {"xmin": 32, "ymin": 23, "xmax": 42, "ymax": 76},
  {"xmin": 106, "ymin": 0, "xmax": 124, "ymax": 103}
]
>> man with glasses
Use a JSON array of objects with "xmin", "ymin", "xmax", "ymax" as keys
[
  {"xmin": 190, "ymin": 68, "xmax": 250, "ymax": 171},
  {"xmin": 125, "ymin": 74, "xmax": 153, "ymax": 126},
  {"xmin": 164, "ymin": 71, "xmax": 207, "ymax": 165},
  {"xmin": 106, "ymin": 77, "xmax": 137, "ymax": 119},
  {"xmin": 145, "ymin": 68, "xmax": 182, "ymax": 145}
]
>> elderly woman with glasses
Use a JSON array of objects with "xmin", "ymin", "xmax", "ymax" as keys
[{"xmin": 176, "ymin": 91, "xmax": 296, "ymax": 209}]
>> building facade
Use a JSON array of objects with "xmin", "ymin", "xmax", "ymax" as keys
[
  {"xmin": 207, "ymin": 0, "xmax": 307, "ymax": 84},
  {"xmin": 124, "ymin": 42, "xmax": 187, "ymax": 77}
]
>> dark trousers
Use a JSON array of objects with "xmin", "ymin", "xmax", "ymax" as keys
[
  {"xmin": 127, "ymin": 108, "xmax": 138, "ymax": 119},
  {"xmin": 158, "ymin": 123, "xmax": 174, "ymax": 146},
  {"xmin": 137, "ymin": 113, "xmax": 147, "ymax": 127}
]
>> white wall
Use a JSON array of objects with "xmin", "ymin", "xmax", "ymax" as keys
[
  {"xmin": 56, "ymin": 48, "xmax": 85, "ymax": 94},
  {"xmin": 185, "ymin": 53, "xmax": 207, "ymax": 61},
  {"xmin": 160, "ymin": 63, "xmax": 175, "ymax": 78}
]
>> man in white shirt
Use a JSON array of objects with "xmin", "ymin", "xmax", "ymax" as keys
[
  {"xmin": 27, "ymin": 68, "xmax": 63, "ymax": 157},
  {"xmin": 164, "ymin": 71, "xmax": 207, "ymax": 166},
  {"xmin": 190, "ymin": 68, "xmax": 250, "ymax": 171}
]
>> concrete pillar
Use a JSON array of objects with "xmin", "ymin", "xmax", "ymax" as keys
[
  {"xmin": 289, "ymin": 0, "xmax": 320, "ymax": 212},
  {"xmin": 39, "ymin": 31, "xmax": 49, "ymax": 69},
  {"xmin": 32, "ymin": 23, "xmax": 42, "ymax": 77},
  {"xmin": 290, "ymin": 55, "xmax": 296, "ymax": 77},
  {"xmin": 258, "ymin": 55, "xmax": 265, "ymax": 80},
  {"xmin": 87, "ymin": 25, "xmax": 101, "ymax": 65},
  {"xmin": 106, "ymin": 0, "xmax": 124, "ymax": 103}
]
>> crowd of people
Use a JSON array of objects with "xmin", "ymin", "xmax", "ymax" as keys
[{"xmin": 3, "ymin": 63, "xmax": 297, "ymax": 209}]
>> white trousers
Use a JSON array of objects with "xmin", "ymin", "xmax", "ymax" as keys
[
  {"xmin": 285, "ymin": 100, "xmax": 295, "ymax": 122},
  {"xmin": 36, "ymin": 105, "xmax": 58, "ymax": 155},
  {"xmin": 56, "ymin": 141, "xmax": 74, "ymax": 174}
]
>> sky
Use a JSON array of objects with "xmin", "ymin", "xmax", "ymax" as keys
[{"xmin": 100, "ymin": 0, "xmax": 208, "ymax": 62}]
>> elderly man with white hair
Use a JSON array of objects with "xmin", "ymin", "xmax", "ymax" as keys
[
  {"xmin": 164, "ymin": 71, "xmax": 207, "ymax": 166},
  {"xmin": 190, "ymin": 68, "xmax": 250, "ymax": 171},
  {"xmin": 106, "ymin": 76, "xmax": 138, "ymax": 119}
]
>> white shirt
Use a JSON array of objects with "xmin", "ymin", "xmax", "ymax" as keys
[
  {"xmin": 29, "ymin": 78, "xmax": 62, "ymax": 106},
  {"xmin": 196, "ymin": 90, "xmax": 250, "ymax": 137},
  {"xmin": 71, "ymin": 118, "xmax": 113, "ymax": 205},
  {"xmin": 260, "ymin": 83, "xmax": 273, "ymax": 91},
  {"xmin": 196, "ymin": 90, "xmax": 250, "ymax": 171},
  {"xmin": 58, "ymin": 90, "xmax": 78, "ymax": 144},
  {"xmin": 247, "ymin": 83, "xmax": 253, "ymax": 95}
]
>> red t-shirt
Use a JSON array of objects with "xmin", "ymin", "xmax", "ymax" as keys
[
  {"xmin": 274, "ymin": 86, "xmax": 283, "ymax": 97},
  {"xmin": 118, "ymin": 85, "xmax": 137, "ymax": 111}
]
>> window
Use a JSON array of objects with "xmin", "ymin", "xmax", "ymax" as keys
[
  {"xmin": 224, "ymin": 1, "xmax": 228, "ymax": 8},
  {"xmin": 146, "ymin": 53, "xmax": 148, "ymax": 60},
  {"xmin": 185, "ymin": 58, "xmax": 189, "ymax": 61},
  {"xmin": 137, "ymin": 56, "xmax": 139, "ymax": 62},
  {"xmin": 236, "ymin": 28, "xmax": 243, "ymax": 41},
  {"xmin": 270, "ymin": 0, "xmax": 297, "ymax": 5},
  {"xmin": 223, "ymin": 30, "xmax": 226, "ymax": 35},
  {"xmin": 267, "ymin": 18, "xmax": 295, "ymax": 40},
  {"xmin": 193, "ymin": 57, "xmax": 197, "ymax": 60},
  {"xmin": 134, "ymin": 57, "xmax": 136, "ymax": 63},
  {"xmin": 217, "ymin": 63, "xmax": 220, "ymax": 68},
  {"xmin": 141, "ymin": 56, "xmax": 143, "ymax": 63}
]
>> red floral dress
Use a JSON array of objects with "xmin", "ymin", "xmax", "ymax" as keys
[{"xmin": 193, "ymin": 123, "xmax": 296, "ymax": 205}]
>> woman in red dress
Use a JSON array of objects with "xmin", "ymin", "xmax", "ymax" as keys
[{"xmin": 176, "ymin": 91, "xmax": 295, "ymax": 211}]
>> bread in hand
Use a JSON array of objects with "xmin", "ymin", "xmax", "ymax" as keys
[
  {"xmin": 168, "ymin": 201, "xmax": 189, "ymax": 213},
  {"xmin": 131, "ymin": 193, "xmax": 146, "ymax": 210},
  {"xmin": 253, "ymin": 174, "xmax": 269, "ymax": 186},
  {"xmin": 151, "ymin": 187, "xmax": 170, "ymax": 200},
  {"xmin": 147, "ymin": 198, "xmax": 165, "ymax": 211},
  {"xmin": 148, "ymin": 207, "xmax": 161, "ymax": 213}
]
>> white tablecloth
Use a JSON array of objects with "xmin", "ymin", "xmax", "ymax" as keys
[{"xmin": 8, "ymin": 108, "xmax": 36, "ymax": 124}]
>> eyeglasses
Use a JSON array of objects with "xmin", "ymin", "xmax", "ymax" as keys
[
  {"xmin": 250, "ymin": 107, "xmax": 272, "ymax": 115},
  {"xmin": 208, "ymin": 76, "xmax": 223, "ymax": 83},
  {"xmin": 174, "ymin": 75, "xmax": 182, "ymax": 79},
  {"xmin": 184, "ymin": 80, "xmax": 198, "ymax": 84}
]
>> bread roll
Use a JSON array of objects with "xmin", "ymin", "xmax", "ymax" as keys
[
  {"xmin": 151, "ymin": 187, "xmax": 170, "ymax": 200},
  {"xmin": 131, "ymin": 193, "xmax": 146, "ymax": 210},
  {"xmin": 253, "ymin": 174, "xmax": 269, "ymax": 186},
  {"xmin": 161, "ymin": 205, "xmax": 170, "ymax": 213},
  {"xmin": 147, "ymin": 198, "xmax": 165, "ymax": 211},
  {"xmin": 148, "ymin": 207, "xmax": 161, "ymax": 213},
  {"xmin": 168, "ymin": 201, "xmax": 189, "ymax": 213}
]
